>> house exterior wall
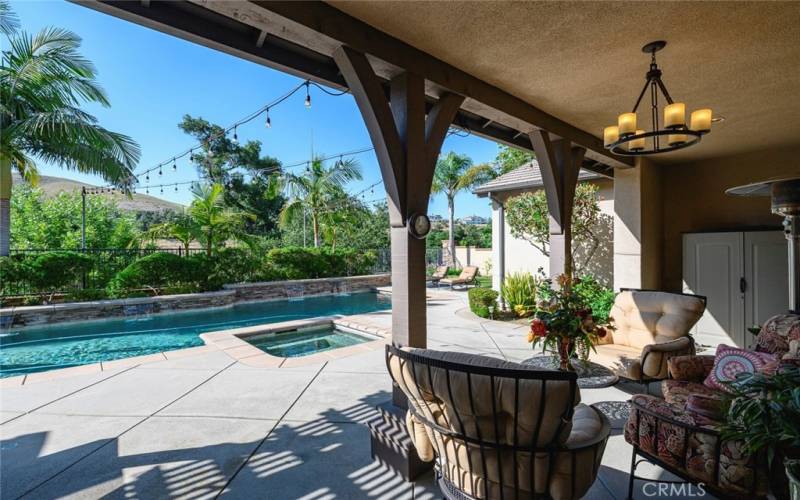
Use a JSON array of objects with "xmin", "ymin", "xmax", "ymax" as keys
[
  {"xmin": 490, "ymin": 178, "xmax": 614, "ymax": 290},
  {"xmin": 613, "ymin": 158, "xmax": 663, "ymax": 291},
  {"xmin": 659, "ymin": 144, "xmax": 800, "ymax": 292}
]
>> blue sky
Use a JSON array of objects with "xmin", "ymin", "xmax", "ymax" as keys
[{"xmin": 14, "ymin": 0, "xmax": 501, "ymax": 218}]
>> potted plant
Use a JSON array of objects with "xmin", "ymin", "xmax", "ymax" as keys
[
  {"xmin": 527, "ymin": 274, "xmax": 612, "ymax": 371},
  {"xmin": 720, "ymin": 364, "xmax": 800, "ymax": 500}
]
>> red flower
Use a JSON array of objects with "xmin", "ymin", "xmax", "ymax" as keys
[
  {"xmin": 577, "ymin": 308, "xmax": 591, "ymax": 319},
  {"xmin": 597, "ymin": 327, "xmax": 607, "ymax": 339},
  {"xmin": 531, "ymin": 319, "xmax": 547, "ymax": 337}
]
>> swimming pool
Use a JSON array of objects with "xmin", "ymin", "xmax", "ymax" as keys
[{"xmin": 0, "ymin": 293, "xmax": 391, "ymax": 377}]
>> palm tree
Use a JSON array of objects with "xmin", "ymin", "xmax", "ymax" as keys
[
  {"xmin": 188, "ymin": 183, "xmax": 250, "ymax": 257},
  {"xmin": 0, "ymin": 3, "xmax": 140, "ymax": 255},
  {"xmin": 147, "ymin": 213, "xmax": 199, "ymax": 255},
  {"xmin": 431, "ymin": 152, "xmax": 495, "ymax": 266},
  {"xmin": 279, "ymin": 155, "xmax": 362, "ymax": 248}
]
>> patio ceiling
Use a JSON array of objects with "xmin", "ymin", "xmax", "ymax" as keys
[{"xmin": 331, "ymin": 1, "xmax": 800, "ymax": 164}]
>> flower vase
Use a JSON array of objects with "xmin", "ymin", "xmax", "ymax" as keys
[{"xmin": 557, "ymin": 337, "xmax": 574, "ymax": 371}]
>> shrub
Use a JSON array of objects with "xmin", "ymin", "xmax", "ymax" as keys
[
  {"xmin": 573, "ymin": 275, "xmax": 615, "ymax": 323},
  {"xmin": 28, "ymin": 251, "xmax": 94, "ymax": 301},
  {"xmin": 501, "ymin": 272, "xmax": 538, "ymax": 317},
  {"xmin": 0, "ymin": 255, "xmax": 30, "ymax": 296},
  {"xmin": 266, "ymin": 247, "xmax": 376, "ymax": 280},
  {"xmin": 107, "ymin": 252, "xmax": 195, "ymax": 297},
  {"xmin": 468, "ymin": 287, "xmax": 499, "ymax": 318},
  {"xmin": 268, "ymin": 247, "xmax": 328, "ymax": 279}
]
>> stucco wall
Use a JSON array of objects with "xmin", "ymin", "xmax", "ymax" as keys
[
  {"xmin": 659, "ymin": 145, "xmax": 799, "ymax": 291},
  {"xmin": 491, "ymin": 178, "xmax": 614, "ymax": 287}
]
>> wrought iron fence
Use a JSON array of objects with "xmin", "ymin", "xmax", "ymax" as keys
[
  {"xmin": 3, "ymin": 248, "xmax": 206, "ymax": 300},
  {"xmin": 1, "ymin": 246, "xmax": 444, "ymax": 301}
]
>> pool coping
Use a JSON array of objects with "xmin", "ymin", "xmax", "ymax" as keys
[{"xmin": 0, "ymin": 313, "xmax": 392, "ymax": 387}]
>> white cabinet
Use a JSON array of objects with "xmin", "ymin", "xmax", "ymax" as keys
[{"xmin": 683, "ymin": 231, "xmax": 788, "ymax": 348}]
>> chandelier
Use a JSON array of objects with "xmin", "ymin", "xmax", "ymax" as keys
[{"xmin": 603, "ymin": 41, "xmax": 712, "ymax": 156}]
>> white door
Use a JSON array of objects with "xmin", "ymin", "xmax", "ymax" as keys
[
  {"xmin": 744, "ymin": 231, "xmax": 789, "ymax": 346},
  {"xmin": 683, "ymin": 232, "xmax": 745, "ymax": 347}
]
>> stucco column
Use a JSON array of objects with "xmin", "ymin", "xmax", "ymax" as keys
[
  {"xmin": 613, "ymin": 158, "xmax": 663, "ymax": 290},
  {"xmin": 491, "ymin": 197, "xmax": 505, "ymax": 306}
]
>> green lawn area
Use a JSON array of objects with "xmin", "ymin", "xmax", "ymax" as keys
[{"xmin": 475, "ymin": 276, "xmax": 492, "ymax": 288}]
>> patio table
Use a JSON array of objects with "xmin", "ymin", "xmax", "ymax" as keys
[{"xmin": 521, "ymin": 354, "xmax": 618, "ymax": 389}]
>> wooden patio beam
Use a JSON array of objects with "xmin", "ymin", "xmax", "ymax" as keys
[
  {"xmin": 530, "ymin": 129, "xmax": 586, "ymax": 279},
  {"xmin": 248, "ymin": 1, "xmax": 633, "ymax": 168},
  {"xmin": 334, "ymin": 46, "xmax": 464, "ymax": 355}
]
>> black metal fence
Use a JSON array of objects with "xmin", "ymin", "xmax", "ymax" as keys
[{"xmin": 2, "ymin": 247, "xmax": 443, "ymax": 301}]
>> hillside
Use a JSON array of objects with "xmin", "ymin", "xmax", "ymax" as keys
[{"xmin": 11, "ymin": 173, "xmax": 183, "ymax": 213}]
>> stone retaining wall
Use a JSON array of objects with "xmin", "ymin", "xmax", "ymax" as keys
[
  {"xmin": 1, "ymin": 274, "xmax": 391, "ymax": 329},
  {"xmin": 223, "ymin": 274, "xmax": 391, "ymax": 302}
]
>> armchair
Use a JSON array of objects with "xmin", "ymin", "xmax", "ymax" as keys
[
  {"xmin": 386, "ymin": 345, "xmax": 610, "ymax": 500},
  {"xmin": 590, "ymin": 290, "xmax": 706, "ymax": 382}
]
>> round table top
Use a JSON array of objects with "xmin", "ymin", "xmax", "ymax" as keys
[{"xmin": 521, "ymin": 355, "xmax": 619, "ymax": 389}]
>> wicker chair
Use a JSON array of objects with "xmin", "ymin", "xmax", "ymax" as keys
[{"xmin": 386, "ymin": 345, "xmax": 610, "ymax": 499}]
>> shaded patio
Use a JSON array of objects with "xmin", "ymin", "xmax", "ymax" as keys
[{"xmin": 1, "ymin": 291, "xmax": 677, "ymax": 499}]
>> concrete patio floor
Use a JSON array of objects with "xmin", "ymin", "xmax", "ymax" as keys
[{"xmin": 1, "ymin": 290, "xmax": 702, "ymax": 499}]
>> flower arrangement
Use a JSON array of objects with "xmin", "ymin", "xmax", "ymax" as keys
[{"xmin": 527, "ymin": 274, "xmax": 613, "ymax": 370}]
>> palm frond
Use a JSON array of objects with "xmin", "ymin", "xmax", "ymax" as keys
[{"xmin": 0, "ymin": 0, "xmax": 20, "ymax": 36}]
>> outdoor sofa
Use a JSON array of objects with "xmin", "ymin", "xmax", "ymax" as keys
[
  {"xmin": 386, "ymin": 345, "xmax": 610, "ymax": 499},
  {"xmin": 624, "ymin": 313, "xmax": 800, "ymax": 498}
]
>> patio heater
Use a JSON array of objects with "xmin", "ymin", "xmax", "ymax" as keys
[{"xmin": 726, "ymin": 176, "xmax": 800, "ymax": 313}]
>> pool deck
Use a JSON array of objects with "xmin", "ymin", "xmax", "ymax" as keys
[{"xmin": 0, "ymin": 289, "xmax": 698, "ymax": 499}]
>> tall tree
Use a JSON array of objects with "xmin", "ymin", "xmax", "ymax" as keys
[
  {"xmin": 178, "ymin": 116, "xmax": 284, "ymax": 235},
  {"xmin": 431, "ymin": 152, "xmax": 494, "ymax": 266},
  {"xmin": 495, "ymin": 145, "xmax": 535, "ymax": 175},
  {"xmin": 0, "ymin": 2, "xmax": 140, "ymax": 255},
  {"xmin": 279, "ymin": 155, "xmax": 362, "ymax": 247}
]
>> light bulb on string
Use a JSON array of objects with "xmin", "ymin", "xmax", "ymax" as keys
[
  {"xmin": 158, "ymin": 165, "xmax": 163, "ymax": 176},
  {"xmin": 265, "ymin": 109, "xmax": 271, "ymax": 128},
  {"xmin": 146, "ymin": 188, "xmax": 149, "ymax": 194},
  {"xmin": 174, "ymin": 184, "xmax": 178, "ymax": 192},
  {"xmin": 146, "ymin": 174, "xmax": 149, "ymax": 182},
  {"xmin": 232, "ymin": 127, "xmax": 239, "ymax": 145},
  {"xmin": 160, "ymin": 186, "xmax": 163, "ymax": 194},
  {"xmin": 172, "ymin": 158, "xmax": 177, "ymax": 171},
  {"xmin": 304, "ymin": 82, "xmax": 312, "ymax": 108}
]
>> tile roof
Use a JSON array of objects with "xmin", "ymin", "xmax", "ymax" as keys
[{"xmin": 472, "ymin": 160, "xmax": 604, "ymax": 196}]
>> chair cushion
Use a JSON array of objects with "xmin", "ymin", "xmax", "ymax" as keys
[
  {"xmin": 610, "ymin": 291, "xmax": 705, "ymax": 349},
  {"xmin": 755, "ymin": 313, "xmax": 800, "ymax": 359},
  {"xmin": 625, "ymin": 394, "xmax": 768, "ymax": 496},
  {"xmin": 662, "ymin": 380, "xmax": 719, "ymax": 408},
  {"xmin": 703, "ymin": 344, "xmax": 778, "ymax": 394},
  {"xmin": 590, "ymin": 343, "xmax": 643, "ymax": 378}
]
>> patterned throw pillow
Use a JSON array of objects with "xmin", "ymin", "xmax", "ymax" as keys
[{"xmin": 703, "ymin": 344, "xmax": 777, "ymax": 394}]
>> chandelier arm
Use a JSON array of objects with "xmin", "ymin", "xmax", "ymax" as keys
[
  {"xmin": 631, "ymin": 78, "xmax": 651, "ymax": 113},
  {"xmin": 655, "ymin": 78, "xmax": 675, "ymax": 105},
  {"xmin": 650, "ymin": 81, "xmax": 659, "ymax": 150}
]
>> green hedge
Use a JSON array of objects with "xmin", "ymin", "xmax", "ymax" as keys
[
  {"xmin": 3, "ymin": 247, "xmax": 381, "ymax": 302},
  {"xmin": 468, "ymin": 287, "xmax": 499, "ymax": 318}
]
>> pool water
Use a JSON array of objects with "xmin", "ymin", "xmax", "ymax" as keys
[
  {"xmin": 0, "ymin": 293, "xmax": 390, "ymax": 377},
  {"xmin": 247, "ymin": 326, "xmax": 373, "ymax": 358}
]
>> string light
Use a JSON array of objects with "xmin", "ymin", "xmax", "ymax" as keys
[
  {"xmin": 232, "ymin": 127, "xmax": 239, "ymax": 145},
  {"xmin": 172, "ymin": 158, "xmax": 177, "ymax": 171},
  {"xmin": 174, "ymin": 184, "xmax": 178, "ymax": 192},
  {"xmin": 265, "ymin": 109, "xmax": 271, "ymax": 128},
  {"xmin": 304, "ymin": 82, "xmax": 312, "ymax": 108},
  {"xmin": 158, "ymin": 165, "xmax": 162, "ymax": 176}
]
